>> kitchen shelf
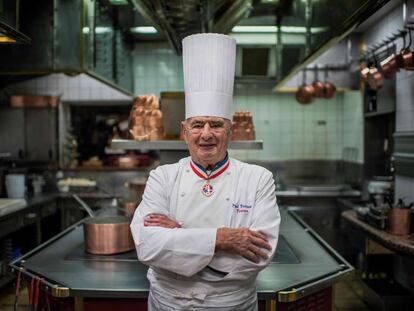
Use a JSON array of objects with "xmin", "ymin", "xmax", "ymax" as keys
[{"xmin": 111, "ymin": 139, "xmax": 263, "ymax": 150}]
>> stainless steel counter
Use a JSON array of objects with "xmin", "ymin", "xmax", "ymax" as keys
[{"xmin": 12, "ymin": 207, "xmax": 353, "ymax": 302}]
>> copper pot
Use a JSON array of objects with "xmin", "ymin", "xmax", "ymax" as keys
[
  {"xmin": 360, "ymin": 67, "xmax": 370, "ymax": 82},
  {"xmin": 367, "ymin": 67, "xmax": 383, "ymax": 90},
  {"xmin": 119, "ymin": 202, "xmax": 138, "ymax": 217},
  {"xmin": 380, "ymin": 53, "xmax": 399, "ymax": 78},
  {"xmin": 402, "ymin": 49, "xmax": 414, "ymax": 70},
  {"xmin": 387, "ymin": 208, "xmax": 411, "ymax": 236},
  {"xmin": 125, "ymin": 178, "xmax": 147, "ymax": 203},
  {"xmin": 295, "ymin": 84, "xmax": 314, "ymax": 104},
  {"xmin": 323, "ymin": 81, "xmax": 336, "ymax": 99},
  {"xmin": 84, "ymin": 216, "xmax": 134, "ymax": 255}
]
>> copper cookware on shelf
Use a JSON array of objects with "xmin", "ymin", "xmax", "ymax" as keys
[
  {"xmin": 232, "ymin": 111, "xmax": 255, "ymax": 140},
  {"xmin": 295, "ymin": 69, "xmax": 314, "ymax": 105},
  {"xmin": 10, "ymin": 95, "xmax": 59, "ymax": 108},
  {"xmin": 73, "ymin": 194, "xmax": 135, "ymax": 255},
  {"xmin": 129, "ymin": 95, "xmax": 164, "ymax": 141}
]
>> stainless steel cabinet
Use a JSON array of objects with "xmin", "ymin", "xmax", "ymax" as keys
[{"xmin": 0, "ymin": 107, "xmax": 57, "ymax": 161}]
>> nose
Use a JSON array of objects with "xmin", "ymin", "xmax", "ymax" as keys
[{"xmin": 200, "ymin": 123, "xmax": 213, "ymax": 139}]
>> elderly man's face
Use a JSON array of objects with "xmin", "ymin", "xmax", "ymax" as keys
[{"xmin": 182, "ymin": 116, "xmax": 231, "ymax": 167}]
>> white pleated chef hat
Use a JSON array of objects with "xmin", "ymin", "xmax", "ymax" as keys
[{"xmin": 182, "ymin": 33, "xmax": 236, "ymax": 120}]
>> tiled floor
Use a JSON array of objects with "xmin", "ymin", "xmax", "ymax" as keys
[
  {"xmin": 0, "ymin": 274, "xmax": 373, "ymax": 311},
  {"xmin": 334, "ymin": 275, "xmax": 373, "ymax": 311}
]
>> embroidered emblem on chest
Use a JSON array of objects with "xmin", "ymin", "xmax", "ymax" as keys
[{"xmin": 201, "ymin": 183, "xmax": 214, "ymax": 197}]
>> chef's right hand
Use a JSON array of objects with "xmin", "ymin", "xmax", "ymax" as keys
[{"xmin": 215, "ymin": 228, "xmax": 272, "ymax": 263}]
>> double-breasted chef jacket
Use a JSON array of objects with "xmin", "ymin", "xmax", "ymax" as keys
[{"xmin": 130, "ymin": 156, "xmax": 281, "ymax": 310}]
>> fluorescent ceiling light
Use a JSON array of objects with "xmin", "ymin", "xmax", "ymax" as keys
[
  {"xmin": 82, "ymin": 27, "xmax": 112, "ymax": 34},
  {"xmin": 231, "ymin": 25, "xmax": 327, "ymax": 34},
  {"xmin": 129, "ymin": 26, "xmax": 158, "ymax": 34},
  {"xmin": 109, "ymin": 0, "xmax": 128, "ymax": 5}
]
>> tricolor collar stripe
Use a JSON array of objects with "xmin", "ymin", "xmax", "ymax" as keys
[
  {"xmin": 189, "ymin": 158, "xmax": 230, "ymax": 180},
  {"xmin": 192, "ymin": 153, "xmax": 229, "ymax": 174}
]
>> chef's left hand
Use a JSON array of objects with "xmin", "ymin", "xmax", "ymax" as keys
[{"xmin": 144, "ymin": 213, "xmax": 181, "ymax": 229}]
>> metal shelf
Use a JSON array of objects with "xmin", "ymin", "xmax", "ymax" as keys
[{"xmin": 111, "ymin": 139, "xmax": 263, "ymax": 150}]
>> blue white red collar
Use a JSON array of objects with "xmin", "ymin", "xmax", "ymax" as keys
[{"xmin": 190, "ymin": 156, "xmax": 230, "ymax": 180}]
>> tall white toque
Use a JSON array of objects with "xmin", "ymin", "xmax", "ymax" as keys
[{"xmin": 182, "ymin": 33, "xmax": 236, "ymax": 120}]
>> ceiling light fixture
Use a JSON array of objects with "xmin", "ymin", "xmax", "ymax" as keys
[
  {"xmin": 231, "ymin": 25, "xmax": 327, "ymax": 34},
  {"xmin": 129, "ymin": 26, "xmax": 158, "ymax": 34},
  {"xmin": 108, "ymin": 0, "xmax": 128, "ymax": 5}
]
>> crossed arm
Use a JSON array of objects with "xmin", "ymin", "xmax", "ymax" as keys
[{"xmin": 144, "ymin": 214, "xmax": 272, "ymax": 263}]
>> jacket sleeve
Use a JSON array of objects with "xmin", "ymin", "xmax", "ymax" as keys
[
  {"xmin": 130, "ymin": 166, "xmax": 217, "ymax": 277},
  {"xmin": 221, "ymin": 169, "xmax": 281, "ymax": 281}
]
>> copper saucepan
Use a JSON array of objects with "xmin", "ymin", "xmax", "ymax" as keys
[
  {"xmin": 84, "ymin": 215, "xmax": 134, "ymax": 255},
  {"xmin": 367, "ymin": 53, "xmax": 384, "ymax": 90},
  {"xmin": 295, "ymin": 69, "xmax": 314, "ymax": 105},
  {"xmin": 73, "ymin": 194, "xmax": 135, "ymax": 255},
  {"xmin": 312, "ymin": 66, "xmax": 325, "ymax": 98}
]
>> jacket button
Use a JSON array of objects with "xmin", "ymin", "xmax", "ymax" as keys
[{"xmin": 181, "ymin": 193, "xmax": 186, "ymax": 197}]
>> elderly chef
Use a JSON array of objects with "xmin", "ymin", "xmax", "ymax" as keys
[{"xmin": 130, "ymin": 33, "xmax": 281, "ymax": 311}]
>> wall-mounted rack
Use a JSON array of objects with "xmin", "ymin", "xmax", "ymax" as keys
[{"xmin": 360, "ymin": 26, "xmax": 414, "ymax": 62}]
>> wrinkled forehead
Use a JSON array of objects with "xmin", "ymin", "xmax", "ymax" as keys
[{"xmin": 186, "ymin": 116, "xmax": 228, "ymax": 124}]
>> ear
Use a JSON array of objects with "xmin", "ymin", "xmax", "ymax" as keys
[{"xmin": 180, "ymin": 121, "xmax": 188, "ymax": 143}]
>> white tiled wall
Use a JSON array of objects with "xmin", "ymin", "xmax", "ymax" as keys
[
  {"xmin": 3, "ymin": 73, "xmax": 131, "ymax": 101},
  {"xmin": 133, "ymin": 42, "xmax": 363, "ymax": 162},
  {"xmin": 342, "ymin": 91, "xmax": 364, "ymax": 163}
]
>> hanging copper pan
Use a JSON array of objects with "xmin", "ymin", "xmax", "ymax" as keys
[
  {"xmin": 367, "ymin": 53, "xmax": 384, "ymax": 90},
  {"xmin": 323, "ymin": 69, "xmax": 336, "ymax": 99},
  {"xmin": 312, "ymin": 66, "xmax": 325, "ymax": 97},
  {"xmin": 295, "ymin": 69, "xmax": 314, "ymax": 105}
]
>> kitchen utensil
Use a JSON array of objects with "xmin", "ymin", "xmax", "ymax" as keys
[
  {"xmin": 402, "ymin": 29, "xmax": 414, "ymax": 70},
  {"xmin": 72, "ymin": 194, "xmax": 135, "ymax": 255},
  {"xmin": 387, "ymin": 208, "xmax": 411, "ymax": 235},
  {"xmin": 125, "ymin": 178, "xmax": 147, "ymax": 203},
  {"xmin": 367, "ymin": 53, "xmax": 384, "ymax": 90},
  {"xmin": 323, "ymin": 69, "xmax": 336, "ymax": 99},
  {"xmin": 83, "ymin": 215, "xmax": 135, "ymax": 255},
  {"xmin": 380, "ymin": 43, "xmax": 398, "ymax": 78},
  {"xmin": 312, "ymin": 66, "xmax": 325, "ymax": 97},
  {"xmin": 119, "ymin": 201, "xmax": 138, "ymax": 217},
  {"xmin": 360, "ymin": 66, "xmax": 370, "ymax": 82},
  {"xmin": 295, "ymin": 69, "xmax": 314, "ymax": 104}
]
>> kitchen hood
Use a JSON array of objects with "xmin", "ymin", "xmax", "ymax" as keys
[
  {"xmin": 0, "ymin": 0, "xmax": 133, "ymax": 95},
  {"xmin": 130, "ymin": 0, "xmax": 391, "ymax": 87},
  {"xmin": 0, "ymin": 0, "xmax": 30, "ymax": 44}
]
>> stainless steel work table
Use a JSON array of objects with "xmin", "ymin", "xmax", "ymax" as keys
[{"xmin": 12, "ymin": 207, "xmax": 353, "ymax": 303}]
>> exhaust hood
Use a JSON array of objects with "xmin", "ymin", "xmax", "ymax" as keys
[
  {"xmin": 130, "ymin": 0, "xmax": 391, "ymax": 87},
  {"xmin": 0, "ymin": 0, "xmax": 133, "ymax": 95},
  {"xmin": 0, "ymin": 0, "xmax": 30, "ymax": 44}
]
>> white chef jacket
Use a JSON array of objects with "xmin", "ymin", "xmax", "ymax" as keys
[{"xmin": 130, "ymin": 157, "xmax": 281, "ymax": 310}]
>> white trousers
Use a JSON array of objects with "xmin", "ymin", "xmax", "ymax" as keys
[{"xmin": 148, "ymin": 289, "xmax": 258, "ymax": 311}]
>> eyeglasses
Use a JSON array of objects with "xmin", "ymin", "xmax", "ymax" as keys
[{"xmin": 186, "ymin": 121, "xmax": 227, "ymax": 134}]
